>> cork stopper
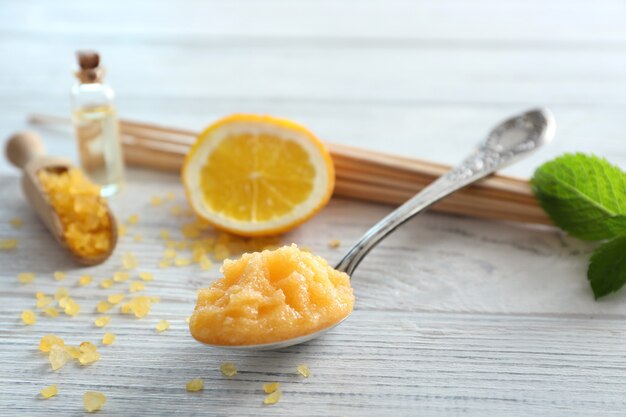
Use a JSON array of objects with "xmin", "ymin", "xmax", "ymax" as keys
[{"xmin": 75, "ymin": 50, "xmax": 104, "ymax": 83}]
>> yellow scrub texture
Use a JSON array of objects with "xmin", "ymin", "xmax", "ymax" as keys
[{"xmin": 190, "ymin": 244, "xmax": 354, "ymax": 346}]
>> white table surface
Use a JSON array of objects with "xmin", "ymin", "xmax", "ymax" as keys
[{"xmin": 1, "ymin": 1, "xmax": 626, "ymax": 416}]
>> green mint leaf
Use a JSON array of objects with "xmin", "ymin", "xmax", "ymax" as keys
[
  {"xmin": 607, "ymin": 215, "xmax": 626, "ymax": 236},
  {"xmin": 588, "ymin": 236, "xmax": 626, "ymax": 299},
  {"xmin": 531, "ymin": 153, "xmax": 626, "ymax": 240}
]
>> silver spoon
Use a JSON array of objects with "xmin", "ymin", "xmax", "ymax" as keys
[{"xmin": 212, "ymin": 108, "xmax": 555, "ymax": 350}]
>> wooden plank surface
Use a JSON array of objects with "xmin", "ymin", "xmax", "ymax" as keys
[{"xmin": 1, "ymin": 1, "xmax": 626, "ymax": 416}]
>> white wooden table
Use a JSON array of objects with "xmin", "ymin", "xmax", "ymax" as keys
[{"xmin": 2, "ymin": 1, "xmax": 626, "ymax": 416}]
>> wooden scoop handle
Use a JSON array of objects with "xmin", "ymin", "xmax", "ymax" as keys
[{"xmin": 6, "ymin": 131, "xmax": 46, "ymax": 169}]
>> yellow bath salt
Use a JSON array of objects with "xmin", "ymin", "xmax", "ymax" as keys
[
  {"xmin": 220, "ymin": 362, "xmax": 237, "ymax": 377},
  {"xmin": 58, "ymin": 296, "xmax": 69, "ymax": 308},
  {"xmin": 129, "ymin": 296, "xmax": 151, "ymax": 318},
  {"xmin": 63, "ymin": 298, "xmax": 81, "ymax": 316},
  {"xmin": 297, "ymin": 364, "xmax": 310, "ymax": 378},
  {"xmin": 96, "ymin": 301, "xmax": 113, "ymax": 313},
  {"xmin": 49, "ymin": 344, "xmax": 71, "ymax": 371},
  {"xmin": 186, "ymin": 378, "xmax": 204, "ymax": 392},
  {"xmin": 170, "ymin": 205, "xmax": 183, "ymax": 216},
  {"xmin": 37, "ymin": 168, "xmax": 112, "ymax": 258},
  {"xmin": 18, "ymin": 272, "xmax": 35, "ymax": 284},
  {"xmin": 139, "ymin": 272, "xmax": 153, "ymax": 281},
  {"xmin": 328, "ymin": 239, "xmax": 341, "ymax": 249},
  {"xmin": 150, "ymin": 195, "xmax": 163, "ymax": 206},
  {"xmin": 79, "ymin": 350, "xmax": 101, "ymax": 365},
  {"xmin": 120, "ymin": 303, "xmax": 131, "ymax": 314},
  {"xmin": 108, "ymin": 293, "xmax": 125, "ymax": 304},
  {"xmin": 263, "ymin": 382, "xmax": 280, "ymax": 394},
  {"xmin": 213, "ymin": 244, "xmax": 230, "ymax": 261},
  {"xmin": 100, "ymin": 278, "xmax": 114, "ymax": 289},
  {"xmin": 133, "ymin": 234, "xmax": 143, "ymax": 242},
  {"xmin": 189, "ymin": 245, "xmax": 354, "ymax": 346},
  {"xmin": 94, "ymin": 316, "xmax": 110, "ymax": 327},
  {"xmin": 163, "ymin": 249, "xmax": 177, "ymax": 259},
  {"xmin": 44, "ymin": 307, "xmax": 60, "ymax": 317},
  {"xmin": 40, "ymin": 334, "xmax": 64, "ymax": 352},
  {"xmin": 174, "ymin": 257, "xmax": 191, "ymax": 267},
  {"xmin": 158, "ymin": 259, "xmax": 172, "ymax": 269},
  {"xmin": 113, "ymin": 271, "xmax": 130, "ymax": 282},
  {"xmin": 199, "ymin": 256, "xmax": 212, "ymax": 271},
  {"xmin": 79, "ymin": 275, "xmax": 93, "ymax": 286},
  {"xmin": 150, "ymin": 296, "xmax": 161, "ymax": 303},
  {"xmin": 65, "ymin": 345, "xmax": 81, "ymax": 359},
  {"xmin": 102, "ymin": 332, "xmax": 116, "ymax": 345},
  {"xmin": 40, "ymin": 384, "xmax": 58, "ymax": 399},
  {"xmin": 122, "ymin": 252, "xmax": 138, "ymax": 270},
  {"xmin": 80, "ymin": 341, "xmax": 97, "ymax": 352},
  {"xmin": 118, "ymin": 224, "xmax": 127, "ymax": 237},
  {"xmin": 159, "ymin": 230, "xmax": 171, "ymax": 240},
  {"xmin": 21, "ymin": 309, "xmax": 36, "ymax": 325},
  {"xmin": 165, "ymin": 191, "xmax": 175, "ymax": 201},
  {"xmin": 185, "ymin": 316, "xmax": 191, "ymax": 323},
  {"xmin": 263, "ymin": 390, "xmax": 281, "ymax": 405},
  {"xmin": 83, "ymin": 391, "xmax": 106, "ymax": 412},
  {"xmin": 126, "ymin": 213, "xmax": 139, "ymax": 225},
  {"xmin": 175, "ymin": 241, "xmax": 190, "ymax": 251},
  {"xmin": 36, "ymin": 291, "xmax": 45, "ymax": 299},
  {"xmin": 129, "ymin": 281, "xmax": 145, "ymax": 292},
  {"xmin": 53, "ymin": 271, "xmax": 66, "ymax": 281},
  {"xmin": 36, "ymin": 295, "xmax": 53, "ymax": 309},
  {"xmin": 155, "ymin": 319, "xmax": 170, "ymax": 332},
  {"xmin": 10, "ymin": 217, "xmax": 23, "ymax": 229},
  {"xmin": 55, "ymin": 287, "xmax": 69, "ymax": 300},
  {"xmin": 181, "ymin": 223, "xmax": 201, "ymax": 239},
  {"xmin": 0, "ymin": 238, "xmax": 18, "ymax": 250},
  {"xmin": 191, "ymin": 247, "xmax": 206, "ymax": 263}
]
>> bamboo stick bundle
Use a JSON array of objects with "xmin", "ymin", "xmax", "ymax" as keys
[{"xmin": 29, "ymin": 114, "xmax": 551, "ymax": 225}]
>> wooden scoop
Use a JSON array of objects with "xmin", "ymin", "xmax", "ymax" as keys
[{"xmin": 5, "ymin": 131, "xmax": 117, "ymax": 265}]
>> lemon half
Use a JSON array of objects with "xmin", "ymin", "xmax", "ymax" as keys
[{"xmin": 182, "ymin": 114, "xmax": 335, "ymax": 236}]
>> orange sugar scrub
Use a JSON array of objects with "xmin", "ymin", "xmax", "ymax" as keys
[
  {"xmin": 37, "ymin": 168, "xmax": 112, "ymax": 258},
  {"xmin": 190, "ymin": 244, "xmax": 354, "ymax": 346}
]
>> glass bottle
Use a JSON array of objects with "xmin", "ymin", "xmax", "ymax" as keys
[{"xmin": 71, "ymin": 50, "xmax": 125, "ymax": 197}]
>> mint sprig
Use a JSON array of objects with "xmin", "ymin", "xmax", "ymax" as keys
[{"xmin": 532, "ymin": 153, "xmax": 626, "ymax": 299}]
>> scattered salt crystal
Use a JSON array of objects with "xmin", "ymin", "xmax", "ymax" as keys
[
  {"xmin": 49, "ymin": 344, "xmax": 70, "ymax": 371},
  {"xmin": 39, "ymin": 335, "xmax": 64, "ymax": 352},
  {"xmin": 263, "ymin": 390, "xmax": 281, "ymax": 405},
  {"xmin": 108, "ymin": 293, "xmax": 125, "ymax": 304},
  {"xmin": 0, "ymin": 238, "xmax": 18, "ymax": 250},
  {"xmin": 220, "ymin": 362, "xmax": 237, "ymax": 377},
  {"xmin": 263, "ymin": 382, "xmax": 280, "ymax": 394},
  {"xmin": 129, "ymin": 281, "xmax": 145, "ymax": 292},
  {"xmin": 122, "ymin": 252, "xmax": 138, "ymax": 270},
  {"xmin": 21, "ymin": 309, "xmax": 36, "ymax": 325},
  {"xmin": 40, "ymin": 384, "xmax": 58, "ymax": 399},
  {"xmin": 126, "ymin": 214, "xmax": 139, "ymax": 225},
  {"xmin": 78, "ymin": 275, "xmax": 92, "ymax": 286},
  {"xmin": 297, "ymin": 364, "xmax": 311, "ymax": 377},
  {"xmin": 139, "ymin": 272, "xmax": 153, "ymax": 281},
  {"xmin": 10, "ymin": 217, "xmax": 23, "ymax": 229},
  {"xmin": 102, "ymin": 333, "xmax": 116, "ymax": 345},
  {"xmin": 155, "ymin": 319, "xmax": 170, "ymax": 332},
  {"xmin": 18, "ymin": 272, "xmax": 35, "ymax": 284},
  {"xmin": 186, "ymin": 378, "xmax": 204, "ymax": 392},
  {"xmin": 83, "ymin": 391, "xmax": 106, "ymax": 412},
  {"xmin": 94, "ymin": 316, "xmax": 110, "ymax": 327}
]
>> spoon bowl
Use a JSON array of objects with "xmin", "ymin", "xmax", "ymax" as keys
[{"xmin": 201, "ymin": 108, "xmax": 556, "ymax": 350}]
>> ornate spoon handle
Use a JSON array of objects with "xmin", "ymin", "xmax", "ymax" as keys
[{"xmin": 335, "ymin": 108, "xmax": 556, "ymax": 276}]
